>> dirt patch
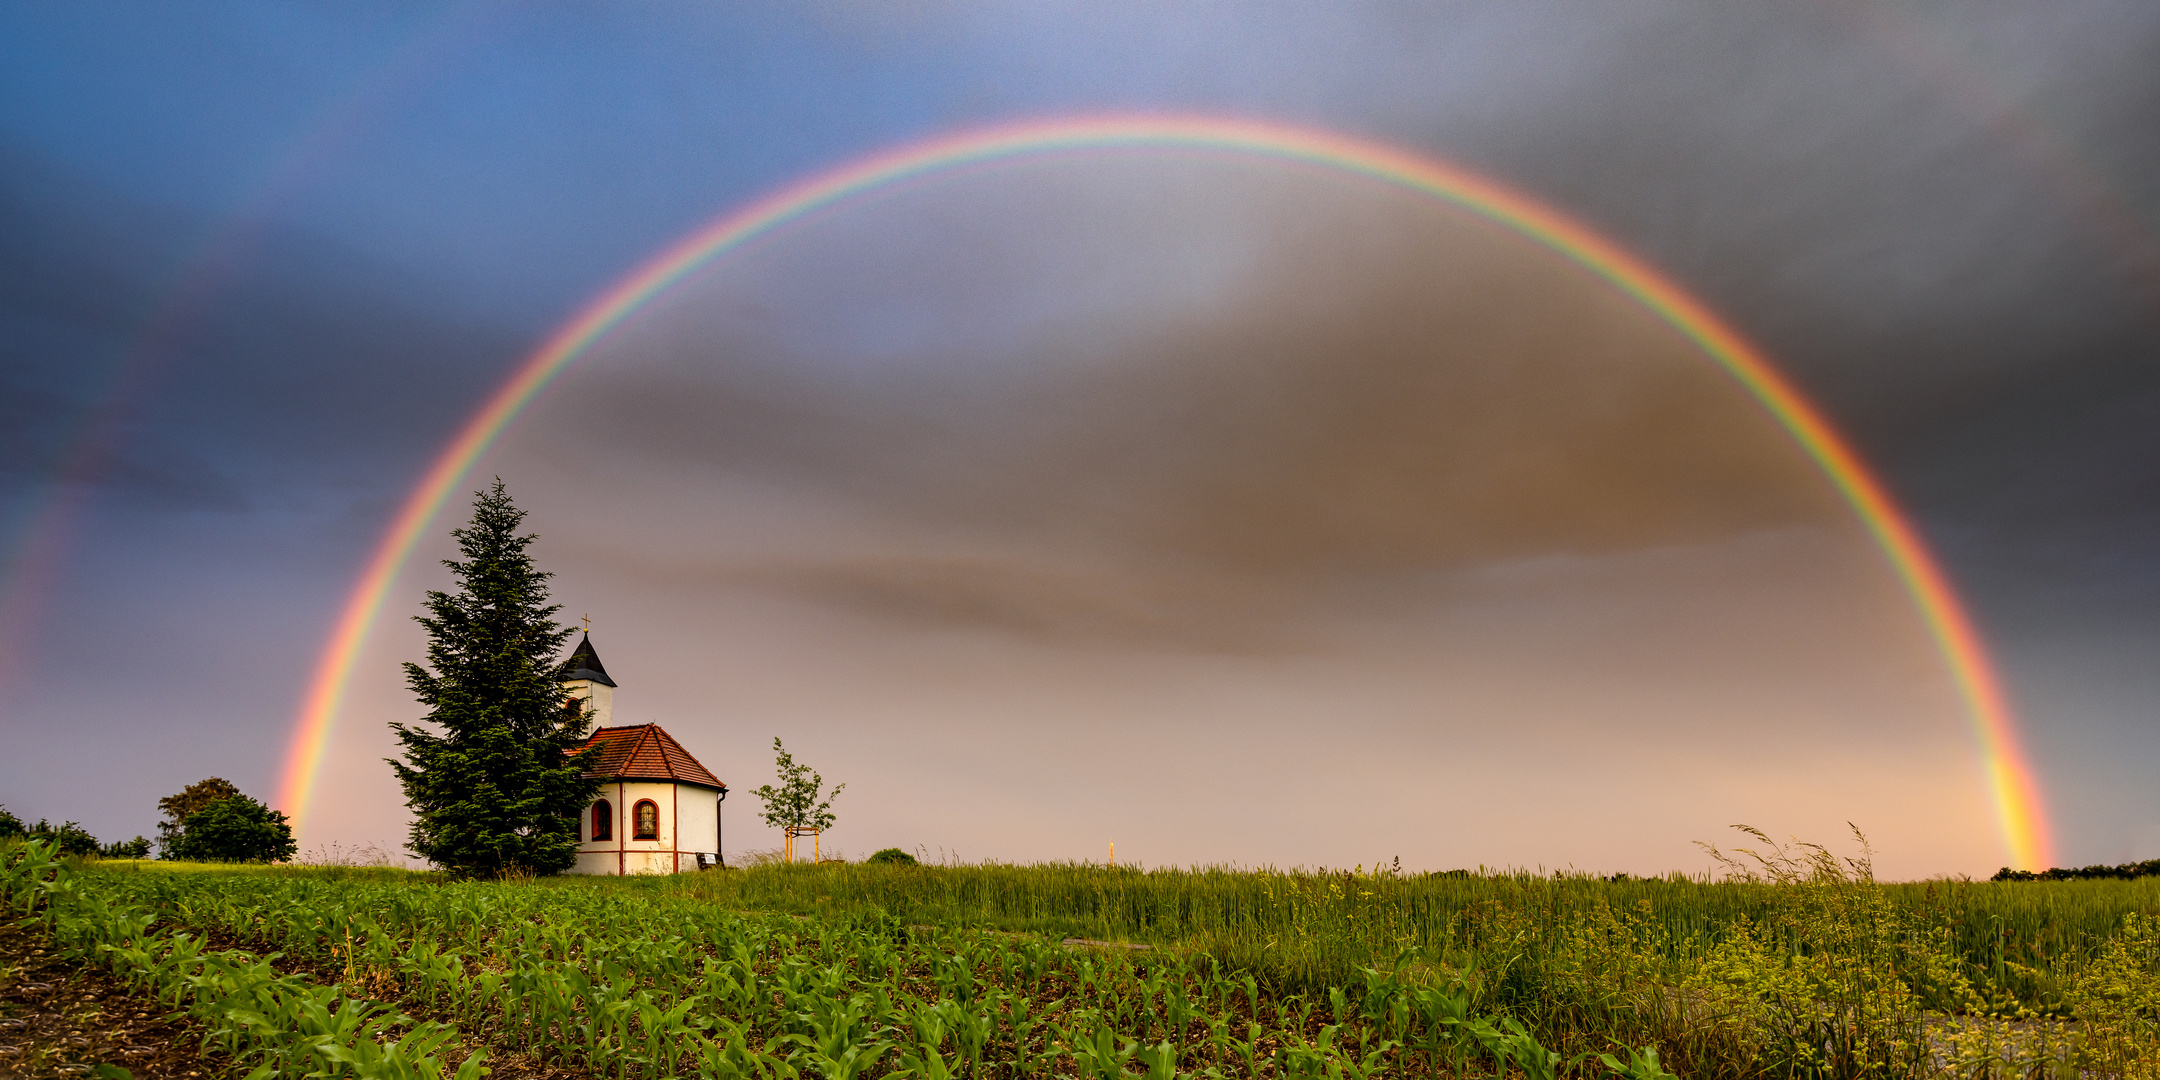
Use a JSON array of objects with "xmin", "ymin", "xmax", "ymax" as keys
[
  {"xmin": 0, "ymin": 918, "xmax": 597, "ymax": 1080},
  {"xmin": 0, "ymin": 920, "xmax": 229, "ymax": 1080}
]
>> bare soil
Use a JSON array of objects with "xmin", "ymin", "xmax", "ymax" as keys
[
  {"xmin": 0, "ymin": 918, "xmax": 598, "ymax": 1080},
  {"xmin": 0, "ymin": 919, "xmax": 228, "ymax": 1080}
]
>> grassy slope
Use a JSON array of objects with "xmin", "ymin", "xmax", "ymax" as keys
[
  {"xmin": 58, "ymin": 855, "xmax": 2160, "ymax": 1075},
  {"xmin": 98, "ymin": 857, "xmax": 2160, "ymax": 994},
  {"xmin": 629, "ymin": 861, "xmax": 2160, "ymax": 995}
]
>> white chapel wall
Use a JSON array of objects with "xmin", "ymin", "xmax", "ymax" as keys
[{"xmin": 571, "ymin": 779, "xmax": 722, "ymax": 875}]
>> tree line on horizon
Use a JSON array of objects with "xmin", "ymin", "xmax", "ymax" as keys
[
  {"xmin": 0, "ymin": 775, "xmax": 294, "ymax": 862},
  {"xmin": 1994, "ymin": 857, "xmax": 2160, "ymax": 882}
]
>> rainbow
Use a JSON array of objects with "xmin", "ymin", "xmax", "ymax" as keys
[{"xmin": 276, "ymin": 114, "xmax": 2055, "ymax": 870}]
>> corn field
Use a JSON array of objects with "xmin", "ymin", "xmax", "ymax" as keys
[{"xmin": 6, "ymin": 841, "xmax": 2160, "ymax": 1080}]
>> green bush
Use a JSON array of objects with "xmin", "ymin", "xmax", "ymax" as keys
[
  {"xmin": 27, "ymin": 819, "xmax": 99, "ymax": 856},
  {"xmin": 867, "ymin": 847, "xmax": 919, "ymax": 865},
  {"xmin": 156, "ymin": 777, "xmax": 242, "ymax": 857},
  {"xmin": 168, "ymin": 794, "xmax": 295, "ymax": 863}
]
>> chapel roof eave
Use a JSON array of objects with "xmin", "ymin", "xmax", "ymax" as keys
[{"xmin": 578, "ymin": 723, "xmax": 724, "ymax": 790}]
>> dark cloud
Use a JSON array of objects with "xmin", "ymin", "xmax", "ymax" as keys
[
  {"xmin": 0, "ymin": 141, "xmax": 529, "ymax": 517},
  {"xmin": 540, "ymin": 160, "xmax": 1847, "ymax": 644},
  {"xmin": 716, "ymin": 555, "xmax": 1294, "ymax": 653}
]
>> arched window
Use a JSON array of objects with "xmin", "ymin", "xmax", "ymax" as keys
[
  {"xmin": 633, "ymin": 799, "xmax": 660, "ymax": 840},
  {"xmin": 590, "ymin": 800, "xmax": 613, "ymax": 842}
]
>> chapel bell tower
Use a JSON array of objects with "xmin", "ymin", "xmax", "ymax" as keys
[{"xmin": 562, "ymin": 631, "xmax": 616, "ymax": 727}]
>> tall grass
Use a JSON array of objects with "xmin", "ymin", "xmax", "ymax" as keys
[
  {"xmin": 36, "ymin": 841, "xmax": 2160, "ymax": 1077},
  {"xmin": 660, "ymin": 859, "xmax": 2160, "ymax": 999},
  {"xmin": 652, "ymin": 852, "xmax": 2160, "ymax": 1075}
]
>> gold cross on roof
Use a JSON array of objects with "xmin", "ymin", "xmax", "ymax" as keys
[{"xmin": 582, "ymin": 613, "xmax": 592, "ymax": 634}]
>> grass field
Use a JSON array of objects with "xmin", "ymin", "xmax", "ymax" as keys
[
  {"xmin": 10, "ymin": 840, "xmax": 2160, "ymax": 1079},
  {"xmin": 667, "ymin": 854, "xmax": 2160, "ymax": 996}
]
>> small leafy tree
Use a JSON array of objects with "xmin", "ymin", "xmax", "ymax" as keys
[
  {"xmin": 157, "ymin": 777, "xmax": 242, "ymax": 858},
  {"xmin": 168, "ymin": 795, "xmax": 295, "ymax": 862},
  {"xmin": 390, "ymin": 480, "xmax": 600, "ymax": 877},
  {"xmin": 752, "ymin": 738, "xmax": 843, "ymax": 843},
  {"xmin": 0, "ymin": 805, "xmax": 23, "ymax": 840}
]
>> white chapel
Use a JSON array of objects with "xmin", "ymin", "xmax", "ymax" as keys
[{"xmin": 560, "ymin": 633, "xmax": 729, "ymax": 875}]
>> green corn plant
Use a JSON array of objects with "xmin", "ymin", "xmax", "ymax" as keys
[
  {"xmin": 947, "ymin": 996, "xmax": 997, "ymax": 1076},
  {"xmin": 1134, "ymin": 1038, "xmax": 1182, "ymax": 1080},
  {"xmin": 638, "ymin": 989, "xmax": 712, "ymax": 1077},
  {"xmin": 1, "ymin": 840, "xmax": 65, "ymax": 913},
  {"xmin": 1060, "ymin": 1015, "xmax": 1139, "ymax": 1080},
  {"xmin": 1225, "ymin": 1022, "xmax": 1265, "ymax": 1078},
  {"xmin": 907, "ymin": 999, "xmax": 954, "ymax": 1051},
  {"xmin": 894, "ymin": 1041, "xmax": 963, "ymax": 1080},
  {"xmin": 780, "ymin": 1027, "xmax": 890, "ymax": 1080},
  {"xmin": 1327, "ymin": 985, "xmax": 1353, "ymax": 1026},
  {"xmin": 1405, "ymin": 964, "xmax": 1480, "ymax": 1071},
  {"xmin": 1161, "ymin": 979, "xmax": 1203, "ymax": 1043},
  {"xmin": 784, "ymin": 992, "xmax": 892, "ymax": 1080},
  {"xmin": 695, "ymin": 1021, "xmax": 789, "ymax": 1080},
  {"xmin": 931, "ymin": 949, "xmax": 977, "ymax": 1003},
  {"xmin": 1200, "ymin": 1015, "xmax": 1231, "ymax": 1070},
  {"xmin": 1000, "ymin": 992, "xmax": 1046, "ymax": 1078},
  {"xmin": 800, "ymin": 990, "xmax": 881, "ymax": 1047},
  {"xmin": 1272, "ymin": 1023, "xmax": 1342, "ymax": 1080},
  {"xmin": 1597, "ymin": 1044, "xmax": 1679, "ymax": 1080},
  {"xmin": 585, "ymin": 981, "xmax": 638, "ymax": 1076},
  {"xmin": 1476, "ymin": 1017, "xmax": 1575, "ymax": 1080},
  {"xmin": 313, "ymin": 1021, "xmax": 486, "ymax": 1080},
  {"xmin": 1339, "ymin": 1031, "xmax": 1398, "ymax": 1077},
  {"xmin": 1351, "ymin": 958, "xmax": 1415, "ymax": 1040},
  {"xmin": 1132, "ymin": 966, "xmax": 1169, "ymax": 1038},
  {"xmin": 277, "ymin": 986, "xmax": 406, "ymax": 1076}
]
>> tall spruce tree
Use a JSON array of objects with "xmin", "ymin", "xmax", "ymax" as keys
[{"xmin": 390, "ymin": 480, "xmax": 599, "ymax": 876}]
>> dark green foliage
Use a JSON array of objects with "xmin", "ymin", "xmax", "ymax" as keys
[
  {"xmin": 390, "ymin": 480, "xmax": 600, "ymax": 877},
  {"xmin": 1995, "ymin": 858, "xmax": 2160, "ymax": 882},
  {"xmin": 154, "ymin": 779, "xmax": 287, "ymax": 861},
  {"xmin": 751, "ymin": 737, "xmax": 843, "ymax": 834},
  {"xmin": 867, "ymin": 847, "xmax": 918, "ymax": 865},
  {"xmin": 27, "ymin": 819, "xmax": 99, "ymax": 856},
  {"xmin": 100, "ymin": 835, "xmax": 154, "ymax": 859},
  {"xmin": 0, "ymin": 807, "xmax": 142, "ymax": 858},
  {"xmin": 168, "ymin": 795, "xmax": 294, "ymax": 862},
  {"xmin": 156, "ymin": 777, "xmax": 242, "ymax": 857}
]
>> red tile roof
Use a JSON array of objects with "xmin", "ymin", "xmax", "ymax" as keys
[{"xmin": 578, "ymin": 724, "xmax": 724, "ymax": 789}]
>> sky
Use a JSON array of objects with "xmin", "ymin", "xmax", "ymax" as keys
[{"xmin": 2, "ymin": 1, "xmax": 2156, "ymax": 878}]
